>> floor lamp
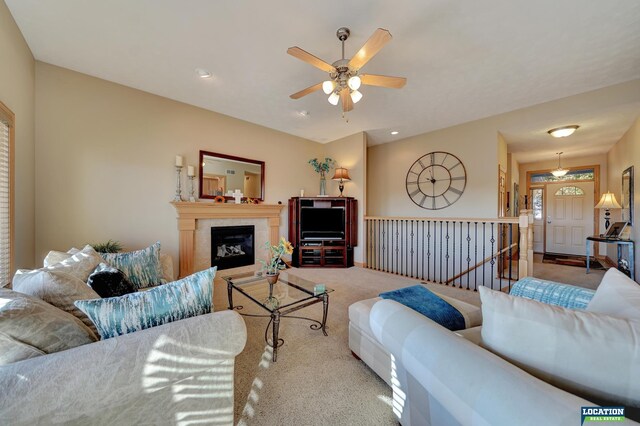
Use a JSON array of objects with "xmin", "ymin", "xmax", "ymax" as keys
[{"xmin": 595, "ymin": 191, "xmax": 621, "ymax": 231}]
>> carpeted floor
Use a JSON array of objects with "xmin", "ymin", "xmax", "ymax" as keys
[{"xmin": 213, "ymin": 266, "xmax": 480, "ymax": 426}]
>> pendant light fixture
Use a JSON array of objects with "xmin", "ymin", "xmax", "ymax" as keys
[{"xmin": 551, "ymin": 152, "xmax": 569, "ymax": 177}]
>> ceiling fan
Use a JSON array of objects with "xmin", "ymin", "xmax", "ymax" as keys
[{"xmin": 288, "ymin": 27, "xmax": 407, "ymax": 113}]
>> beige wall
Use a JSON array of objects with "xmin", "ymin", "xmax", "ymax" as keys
[
  {"xmin": 606, "ymin": 116, "xmax": 640, "ymax": 280},
  {"xmin": 367, "ymin": 118, "xmax": 499, "ymax": 218},
  {"xmin": 0, "ymin": 0, "xmax": 35, "ymax": 269},
  {"xmin": 324, "ymin": 132, "xmax": 366, "ymax": 263},
  {"xmin": 35, "ymin": 62, "xmax": 323, "ymax": 269}
]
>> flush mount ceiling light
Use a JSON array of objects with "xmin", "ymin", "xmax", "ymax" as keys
[
  {"xmin": 391, "ymin": 131, "xmax": 399, "ymax": 135},
  {"xmin": 195, "ymin": 68, "xmax": 212, "ymax": 79},
  {"xmin": 548, "ymin": 125, "xmax": 579, "ymax": 138},
  {"xmin": 288, "ymin": 27, "xmax": 407, "ymax": 114},
  {"xmin": 551, "ymin": 151, "xmax": 569, "ymax": 177}
]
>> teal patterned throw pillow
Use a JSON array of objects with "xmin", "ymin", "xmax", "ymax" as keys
[
  {"xmin": 75, "ymin": 267, "xmax": 216, "ymax": 339},
  {"xmin": 101, "ymin": 242, "xmax": 165, "ymax": 289}
]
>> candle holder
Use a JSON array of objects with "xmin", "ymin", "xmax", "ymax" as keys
[
  {"xmin": 174, "ymin": 165, "xmax": 183, "ymax": 202},
  {"xmin": 188, "ymin": 175, "xmax": 196, "ymax": 202}
]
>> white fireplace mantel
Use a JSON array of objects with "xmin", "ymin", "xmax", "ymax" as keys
[{"xmin": 171, "ymin": 201, "xmax": 285, "ymax": 277}]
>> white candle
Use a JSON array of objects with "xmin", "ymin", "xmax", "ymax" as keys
[
  {"xmin": 175, "ymin": 155, "xmax": 183, "ymax": 167},
  {"xmin": 187, "ymin": 165, "xmax": 195, "ymax": 177}
]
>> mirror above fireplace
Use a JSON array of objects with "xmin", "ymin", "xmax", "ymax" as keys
[{"xmin": 199, "ymin": 150, "xmax": 265, "ymax": 201}]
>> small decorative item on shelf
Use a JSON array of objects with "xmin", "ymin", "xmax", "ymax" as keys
[
  {"xmin": 261, "ymin": 237, "xmax": 294, "ymax": 285},
  {"xmin": 174, "ymin": 155, "xmax": 184, "ymax": 201},
  {"xmin": 308, "ymin": 157, "xmax": 335, "ymax": 196},
  {"xmin": 214, "ymin": 195, "xmax": 225, "ymax": 203},
  {"xmin": 243, "ymin": 197, "xmax": 259, "ymax": 204}
]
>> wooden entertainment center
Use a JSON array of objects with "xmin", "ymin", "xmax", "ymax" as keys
[{"xmin": 288, "ymin": 197, "xmax": 357, "ymax": 268}]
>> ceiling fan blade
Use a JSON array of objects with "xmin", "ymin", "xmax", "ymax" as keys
[
  {"xmin": 348, "ymin": 28, "xmax": 392, "ymax": 70},
  {"xmin": 287, "ymin": 47, "xmax": 336, "ymax": 73},
  {"xmin": 361, "ymin": 74, "xmax": 407, "ymax": 89},
  {"xmin": 341, "ymin": 88, "xmax": 353, "ymax": 112},
  {"xmin": 290, "ymin": 82, "xmax": 323, "ymax": 100}
]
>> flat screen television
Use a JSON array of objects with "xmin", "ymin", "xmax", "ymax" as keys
[{"xmin": 300, "ymin": 207, "xmax": 345, "ymax": 239}]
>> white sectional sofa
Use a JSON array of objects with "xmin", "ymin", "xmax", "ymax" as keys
[
  {"xmin": 0, "ymin": 310, "xmax": 247, "ymax": 425},
  {"xmin": 350, "ymin": 272, "xmax": 640, "ymax": 426}
]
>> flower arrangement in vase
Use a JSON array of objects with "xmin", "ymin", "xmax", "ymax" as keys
[
  {"xmin": 308, "ymin": 157, "xmax": 335, "ymax": 196},
  {"xmin": 261, "ymin": 237, "xmax": 294, "ymax": 284}
]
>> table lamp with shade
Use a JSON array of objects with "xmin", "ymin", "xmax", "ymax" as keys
[
  {"xmin": 595, "ymin": 191, "xmax": 622, "ymax": 230},
  {"xmin": 332, "ymin": 167, "xmax": 351, "ymax": 197}
]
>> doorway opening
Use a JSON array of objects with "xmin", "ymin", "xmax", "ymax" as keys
[{"xmin": 526, "ymin": 166, "xmax": 600, "ymax": 256}]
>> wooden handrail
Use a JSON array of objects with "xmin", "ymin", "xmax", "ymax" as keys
[
  {"xmin": 445, "ymin": 243, "xmax": 518, "ymax": 284},
  {"xmin": 364, "ymin": 216, "xmax": 520, "ymax": 224}
]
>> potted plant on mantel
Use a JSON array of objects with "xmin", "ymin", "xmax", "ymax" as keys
[
  {"xmin": 261, "ymin": 237, "xmax": 294, "ymax": 285},
  {"xmin": 308, "ymin": 157, "xmax": 335, "ymax": 196}
]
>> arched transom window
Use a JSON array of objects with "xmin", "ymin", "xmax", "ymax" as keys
[{"xmin": 554, "ymin": 186, "xmax": 585, "ymax": 196}]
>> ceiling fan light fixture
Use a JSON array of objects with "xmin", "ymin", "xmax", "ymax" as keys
[
  {"xmin": 328, "ymin": 91, "xmax": 340, "ymax": 105},
  {"xmin": 548, "ymin": 125, "xmax": 579, "ymax": 138},
  {"xmin": 322, "ymin": 80, "xmax": 336, "ymax": 95},
  {"xmin": 347, "ymin": 75, "xmax": 361, "ymax": 90},
  {"xmin": 350, "ymin": 90, "xmax": 363, "ymax": 104}
]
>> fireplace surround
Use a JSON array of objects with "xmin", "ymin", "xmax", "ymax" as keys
[{"xmin": 171, "ymin": 202, "xmax": 284, "ymax": 278}]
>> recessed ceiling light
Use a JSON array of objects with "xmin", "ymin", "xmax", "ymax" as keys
[
  {"xmin": 195, "ymin": 68, "xmax": 212, "ymax": 79},
  {"xmin": 391, "ymin": 131, "xmax": 399, "ymax": 135},
  {"xmin": 547, "ymin": 125, "xmax": 579, "ymax": 138}
]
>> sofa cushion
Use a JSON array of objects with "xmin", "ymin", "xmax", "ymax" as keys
[
  {"xmin": 0, "ymin": 288, "xmax": 97, "ymax": 365},
  {"xmin": 87, "ymin": 263, "xmax": 136, "ymax": 298},
  {"xmin": 101, "ymin": 242, "xmax": 166, "ymax": 289},
  {"xmin": 13, "ymin": 267, "xmax": 101, "ymax": 336},
  {"xmin": 587, "ymin": 267, "xmax": 640, "ymax": 320},
  {"xmin": 75, "ymin": 267, "xmax": 216, "ymax": 339},
  {"xmin": 480, "ymin": 286, "xmax": 640, "ymax": 408}
]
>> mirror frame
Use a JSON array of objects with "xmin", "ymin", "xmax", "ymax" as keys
[
  {"xmin": 198, "ymin": 150, "xmax": 265, "ymax": 201},
  {"xmin": 622, "ymin": 165, "xmax": 634, "ymax": 226}
]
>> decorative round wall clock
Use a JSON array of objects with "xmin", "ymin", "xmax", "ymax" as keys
[{"xmin": 405, "ymin": 151, "xmax": 467, "ymax": 210}]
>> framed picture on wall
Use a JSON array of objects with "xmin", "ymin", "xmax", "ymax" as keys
[{"xmin": 621, "ymin": 166, "xmax": 634, "ymax": 226}]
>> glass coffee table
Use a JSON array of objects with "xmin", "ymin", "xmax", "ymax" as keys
[{"xmin": 224, "ymin": 271, "xmax": 333, "ymax": 362}]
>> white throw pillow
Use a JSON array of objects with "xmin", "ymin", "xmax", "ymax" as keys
[
  {"xmin": 43, "ymin": 247, "xmax": 80, "ymax": 267},
  {"xmin": 479, "ymin": 286, "xmax": 640, "ymax": 407},
  {"xmin": 587, "ymin": 268, "xmax": 640, "ymax": 320}
]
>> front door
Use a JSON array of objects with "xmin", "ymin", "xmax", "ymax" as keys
[
  {"xmin": 530, "ymin": 188, "xmax": 544, "ymax": 253},
  {"xmin": 545, "ymin": 182, "xmax": 594, "ymax": 255}
]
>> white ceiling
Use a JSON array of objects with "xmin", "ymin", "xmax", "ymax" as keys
[{"xmin": 6, "ymin": 0, "xmax": 640, "ymax": 154}]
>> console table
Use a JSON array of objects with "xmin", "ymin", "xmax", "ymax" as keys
[{"xmin": 586, "ymin": 236, "xmax": 635, "ymax": 280}]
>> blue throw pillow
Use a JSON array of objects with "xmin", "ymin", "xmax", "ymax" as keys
[
  {"xmin": 101, "ymin": 242, "xmax": 165, "ymax": 289},
  {"xmin": 75, "ymin": 267, "xmax": 216, "ymax": 339}
]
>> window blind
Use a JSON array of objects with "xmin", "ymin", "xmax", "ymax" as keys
[{"xmin": 0, "ymin": 115, "xmax": 11, "ymax": 287}]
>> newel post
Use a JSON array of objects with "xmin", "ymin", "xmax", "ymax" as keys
[{"xmin": 518, "ymin": 209, "xmax": 534, "ymax": 279}]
